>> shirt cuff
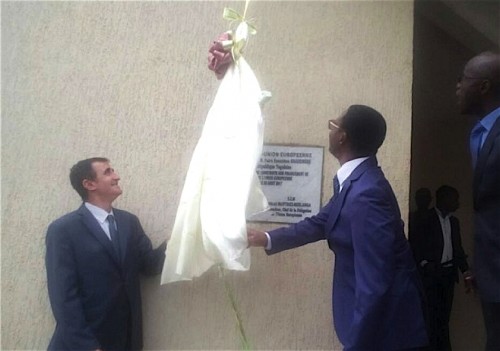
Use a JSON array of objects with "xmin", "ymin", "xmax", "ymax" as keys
[{"xmin": 265, "ymin": 232, "xmax": 272, "ymax": 251}]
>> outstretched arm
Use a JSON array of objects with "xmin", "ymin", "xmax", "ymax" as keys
[{"xmin": 248, "ymin": 196, "xmax": 334, "ymax": 254}]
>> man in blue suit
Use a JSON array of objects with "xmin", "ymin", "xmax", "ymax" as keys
[
  {"xmin": 456, "ymin": 51, "xmax": 500, "ymax": 350},
  {"xmin": 46, "ymin": 157, "xmax": 166, "ymax": 351},
  {"xmin": 248, "ymin": 105, "xmax": 428, "ymax": 350}
]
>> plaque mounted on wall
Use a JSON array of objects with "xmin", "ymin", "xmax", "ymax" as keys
[{"xmin": 248, "ymin": 144, "xmax": 324, "ymax": 224}]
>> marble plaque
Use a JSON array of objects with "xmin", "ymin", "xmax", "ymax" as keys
[{"xmin": 249, "ymin": 144, "xmax": 324, "ymax": 224}]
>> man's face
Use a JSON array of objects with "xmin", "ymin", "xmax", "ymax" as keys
[
  {"xmin": 443, "ymin": 193, "xmax": 460, "ymax": 213},
  {"xmin": 328, "ymin": 113, "xmax": 346, "ymax": 157},
  {"xmin": 456, "ymin": 59, "xmax": 484, "ymax": 115},
  {"xmin": 86, "ymin": 161, "xmax": 122, "ymax": 202}
]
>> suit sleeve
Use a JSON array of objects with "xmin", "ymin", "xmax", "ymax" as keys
[
  {"xmin": 345, "ymin": 187, "xmax": 397, "ymax": 349},
  {"xmin": 133, "ymin": 216, "xmax": 166, "ymax": 276},
  {"xmin": 45, "ymin": 222, "xmax": 101, "ymax": 350},
  {"xmin": 266, "ymin": 197, "xmax": 333, "ymax": 254}
]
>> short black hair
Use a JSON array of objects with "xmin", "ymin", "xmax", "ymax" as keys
[
  {"xmin": 342, "ymin": 105, "xmax": 387, "ymax": 156},
  {"xmin": 436, "ymin": 185, "xmax": 458, "ymax": 202},
  {"xmin": 69, "ymin": 157, "xmax": 109, "ymax": 201},
  {"xmin": 415, "ymin": 187, "xmax": 432, "ymax": 208}
]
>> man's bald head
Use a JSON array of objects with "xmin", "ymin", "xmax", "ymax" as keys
[
  {"xmin": 457, "ymin": 51, "xmax": 500, "ymax": 116},
  {"xmin": 466, "ymin": 52, "xmax": 500, "ymax": 86}
]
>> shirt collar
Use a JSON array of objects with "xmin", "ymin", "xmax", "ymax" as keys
[
  {"xmin": 85, "ymin": 202, "xmax": 114, "ymax": 224},
  {"xmin": 479, "ymin": 106, "xmax": 500, "ymax": 133},
  {"xmin": 336, "ymin": 157, "xmax": 370, "ymax": 188},
  {"xmin": 435, "ymin": 207, "xmax": 450, "ymax": 220}
]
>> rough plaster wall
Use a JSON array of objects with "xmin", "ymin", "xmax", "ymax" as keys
[{"xmin": 1, "ymin": 1, "xmax": 413, "ymax": 350}]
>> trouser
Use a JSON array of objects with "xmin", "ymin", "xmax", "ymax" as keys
[{"xmin": 423, "ymin": 266, "xmax": 455, "ymax": 351}]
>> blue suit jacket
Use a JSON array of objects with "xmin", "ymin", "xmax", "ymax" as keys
[
  {"xmin": 45, "ymin": 205, "xmax": 165, "ymax": 351},
  {"xmin": 473, "ymin": 115, "xmax": 500, "ymax": 302},
  {"xmin": 268, "ymin": 157, "xmax": 428, "ymax": 350}
]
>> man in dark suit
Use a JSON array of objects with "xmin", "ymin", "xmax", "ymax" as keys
[
  {"xmin": 46, "ymin": 157, "xmax": 166, "ymax": 351},
  {"xmin": 248, "ymin": 105, "xmax": 428, "ymax": 350},
  {"xmin": 411, "ymin": 185, "xmax": 472, "ymax": 351},
  {"xmin": 456, "ymin": 51, "xmax": 500, "ymax": 350}
]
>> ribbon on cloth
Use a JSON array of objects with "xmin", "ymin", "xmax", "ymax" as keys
[
  {"xmin": 222, "ymin": 6, "xmax": 257, "ymax": 62},
  {"xmin": 208, "ymin": 4, "xmax": 257, "ymax": 79}
]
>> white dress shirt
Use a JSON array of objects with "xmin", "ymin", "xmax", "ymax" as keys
[
  {"xmin": 435, "ymin": 208, "xmax": 453, "ymax": 266},
  {"xmin": 84, "ymin": 202, "xmax": 115, "ymax": 240},
  {"xmin": 336, "ymin": 157, "xmax": 370, "ymax": 192}
]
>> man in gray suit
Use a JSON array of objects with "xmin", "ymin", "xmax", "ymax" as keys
[{"xmin": 456, "ymin": 51, "xmax": 500, "ymax": 350}]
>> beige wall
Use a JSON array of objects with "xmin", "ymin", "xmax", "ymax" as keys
[{"xmin": 1, "ymin": 1, "xmax": 413, "ymax": 350}]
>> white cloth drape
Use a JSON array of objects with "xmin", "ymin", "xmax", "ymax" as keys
[{"xmin": 161, "ymin": 58, "xmax": 268, "ymax": 284}]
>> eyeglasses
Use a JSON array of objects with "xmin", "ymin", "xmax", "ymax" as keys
[
  {"xmin": 329, "ymin": 120, "xmax": 340, "ymax": 130},
  {"xmin": 457, "ymin": 74, "xmax": 489, "ymax": 84}
]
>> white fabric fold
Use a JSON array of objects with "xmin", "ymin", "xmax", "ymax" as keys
[{"xmin": 161, "ymin": 58, "xmax": 269, "ymax": 284}]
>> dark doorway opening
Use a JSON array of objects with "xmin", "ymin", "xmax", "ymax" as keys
[{"xmin": 411, "ymin": 1, "xmax": 499, "ymax": 349}]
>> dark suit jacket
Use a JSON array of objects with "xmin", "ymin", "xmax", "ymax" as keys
[
  {"xmin": 267, "ymin": 157, "xmax": 428, "ymax": 351},
  {"xmin": 411, "ymin": 208, "xmax": 469, "ymax": 283},
  {"xmin": 473, "ymin": 115, "xmax": 500, "ymax": 302},
  {"xmin": 46, "ymin": 205, "xmax": 165, "ymax": 351}
]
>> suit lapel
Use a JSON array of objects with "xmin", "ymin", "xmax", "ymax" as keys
[
  {"xmin": 326, "ymin": 180, "xmax": 350, "ymax": 233},
  {"xmin": 78, "ymin": 205, "xmax": 121, "ymax": 267},
  {"xmin": 474, "ymin": 117, "xmax": 500, "ymax": 201},
  {"xmin": 326, "ymin": 157, "xmax": 378, "ymax": 233}
]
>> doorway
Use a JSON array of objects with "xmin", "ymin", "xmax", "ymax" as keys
[{"xmin": 410, "ymin": 1, "xmax": 499, "ymax": 349}]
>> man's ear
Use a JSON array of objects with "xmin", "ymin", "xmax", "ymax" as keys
[
  {"xmin": 480, "ymin": 79, "xmax": 491, "ymax": 95},
  {"xmin": 339, "ymin": 130, "xmax": 347, "ymax": 145},
  {"xmin": 82, "ymin": 179, "xmax": 96, "ymax": 192}
]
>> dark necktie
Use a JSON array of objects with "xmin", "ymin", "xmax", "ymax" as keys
[
  {"xmin": 107, "ymin": 214, "xmax": 121, "ymax": 259},
  {"xmin": 333, "ymin": 175, "xmax": 340, "ymax": 198},
  {"xmin": 470, "ymin": 122, "xmax": 485, "ymax": 168}
]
